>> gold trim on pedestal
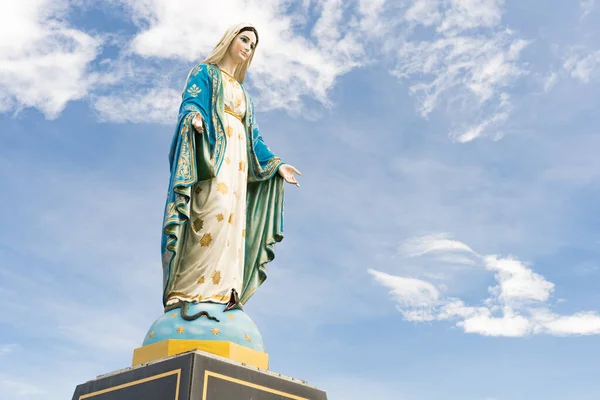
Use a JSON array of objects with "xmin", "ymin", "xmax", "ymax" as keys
[
  {"xmin": 132, "ymin": 340, "xmax": 268, "ymax": 369},
  {"xmin": 79, "ymin": 369, "xmax": 181, "ymax": 399},
  {"xmin": 202, "ymin": 370, "xmax": 308, "ymax": 400}
]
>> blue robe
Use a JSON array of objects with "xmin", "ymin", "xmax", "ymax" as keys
[{"xmin": 161, "ymin": 63, "xmax": 284, "ymax": 306}]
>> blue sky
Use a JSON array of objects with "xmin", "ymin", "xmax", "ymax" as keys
[{"xmin": 1, "ymin": 1, "xmax": 600, "ymax": 399}]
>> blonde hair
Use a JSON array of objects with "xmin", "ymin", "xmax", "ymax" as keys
[{"xmin": 202, "ymin": 22, "xmax": 258, "ymax": 83}]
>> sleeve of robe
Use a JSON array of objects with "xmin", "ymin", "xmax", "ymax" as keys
[
  {"xmin": 241, "ymin": 96, "xmax": 286, "ymax": 304},
  {"xmin": 161, "ymin": 64, "xmax": 217, "ymax": 306}
]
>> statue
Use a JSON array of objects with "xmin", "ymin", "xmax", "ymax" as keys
[
  {"xmin": 139, "ymin": 23, "xmax": 301, "ymax": 358},
  {"xmin": 72, "ymin": 23, "xmax": 329, "ymax": 400}
]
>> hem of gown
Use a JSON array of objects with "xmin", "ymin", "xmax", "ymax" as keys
[{"xmin": 166, "ymin": 292, "xmax": 232, "ymax": 305}]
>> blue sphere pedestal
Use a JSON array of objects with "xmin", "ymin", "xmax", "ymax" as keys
[
  {"xmin": 143, "ymin": 302, "xmax": 265, "ymax": 353},
  {"xmin": 133, "ymin": 302, "xmax": 269, "ymax": 369}
]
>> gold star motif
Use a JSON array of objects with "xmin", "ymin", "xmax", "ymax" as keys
[
  {"xmin": 212, "ymin": 328, "xmax": 220, "ymax": 335},
  {"xmin": 228, "ymin": 213, "xmax": 233, "ymax": 224},
  {"xmin": 217, "ymin": 182, "xmax": 228, "ymax": 195},
  {"xmin": 200, "ymin": 233, "xmax": 213, "ymax": 247},
  {"xmin": 242, "ymin": 229, "xmax": 246, "ymax": 238},
  {"xmin": 211, "ymin": 270, "xmax": 221, "ymax": 285},
  {"xmin": 192, "ymin": 218, "xmax": 204, "ymax": 233},
  {"xmin": 245, "ymin": 334, "xmax": 251, "ymax": 342},
  {"xmin": 197, "ymin": 276, "xmax": 205, "ymax": 284},
  {"xmin": 226, "ymin": 126, "xmax": 233, "ymax": 138},
  {"xmin": 239, "ymin": 161, "xmax": 244, "ymax": 171},
  {"xmin": 149, "ymin": 331, "xmax": 155, "ymax": 338},
  {"xmin": 216, "ymin": 213, "xmax": 225, "ymax": 222},
  {"xmin": 238, "ymin": 134, "xmax": 243, "ymax": 140},
  {"xmin": 225, "ymin": 157, "xmax": 231, "ymax": 165},
  {"xmin": 171, "ymin": 312, "xmax": 178, "ymax": 318},
  {"xmin": 227, "ymin": 314, "xmax": 235, "ymax": 320},
  {"xmin": 177, "ymin": 326, "xmax": 185, "ymax": 334},
  {"xmin": 233, "ymin": 191, "xmax": 239, "ymax": 198}
]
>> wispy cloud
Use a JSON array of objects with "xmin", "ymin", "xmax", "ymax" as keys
[
  {"xmin": 0, "ymin": 0, "xmax": 534, "ymax": 139},
  {"xmin": 563, "ymin": 48, "xmax": 600, "ymax": 83},
  {"xmin": 0, "ymin": 0, "xmax": 388, "ymax": 121},
  {"xmin": 111, "ymin": 0, "xmax": 380, "ymax": 115},
  {"xmin": 543, "ymin": 71, "xmax": 559, "ymax": 92},
  {"xmin": 390, "ymin": 0, "xmax": 529, "ymax": 142},
  {"xmin": 399, "ymin": 233, "xmax": 477, "ymax": 257},
  {"xmin": 371, "ymin": 234, "xmax": 600, "ymax": 337}
]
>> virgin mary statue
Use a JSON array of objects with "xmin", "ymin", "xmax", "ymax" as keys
[{"xmin": 160, "ymin": 23, "xmax": 301, "ymax": 317}]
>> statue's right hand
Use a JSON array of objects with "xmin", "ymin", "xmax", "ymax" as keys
[{"xmin": 192, "ymin": 114, "xmax": 203, "ymax": 133}]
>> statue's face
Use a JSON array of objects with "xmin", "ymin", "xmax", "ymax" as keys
[{"xmin": 227, "ymin": 30, "xmax": 257, "ymax": 64}]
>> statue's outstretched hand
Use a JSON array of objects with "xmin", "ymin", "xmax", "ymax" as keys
[
  {"xmin": 192, "ymin": 114, "xmax": 203, "ymax": 132},
  {"xmin": 278, "ymin": 164, "xmax": 301, "ymax": 188}
]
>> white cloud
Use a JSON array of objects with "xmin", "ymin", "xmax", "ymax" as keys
[
  {"xmin": 369, "ymin": 269, "xmax": 440, "ymax": 321},
  {"xmin": 543, "ymin": 71, "xmax": 559, "ymax": 93},
  {"xmin": 92, "ymin": 88, "xmax": 181, "ymax": 124},
  {"xmin": 399, "ymin": 233, "xmax": 477, "ymax": 257},
  {"xmin": 357, "ymin": 0, "xmax": 389, "ymax": 36},
  {"xmin": 533, "ymin": 310, "xmax": 600, "ymax": 336},
  {"xmin": 484, "ymin": 255, "xmax": 554, "ymax": 305},
  {"xmin": 453, "ymin": 108, "xmax": 509, "ymax": 142},
  {"xmin": 391, "ymin": 0, "xmax": 528, "ymax": 142},
  {"xmin": 372, "ymin": 234, "xmax": 600, "ymax": 337},
  {"xmin": 563, "ymin": 48, "xmax": 600, "ymax": 84},
  {"xmin": 0, "ymin": 0, "xmax": 101, "ymax": 118},
  {"xmin": 405, "ymin": 0, "xmax": 442, "ymax": 26},
  {"xmin": 540, "ymin": 46, "xmax": 600, "ymax": 95},
  {"xmin": 451, "ymin": 91, "xmax": 510, "ymax": 142},
  {"xmin": 116, "ymin": 0, "xmax": 374, "ymax": 114},
  {"xmin": 438, "ymin": 0, "xmax": 504, "ymax": 34},
  {"xmin": 1, "ymin": 0, "xmax": 387, "ymax": 120},
  {"xmin": 460, "ymin": 308, "xmax": 533, "ymax": 337},
  {"xmin": 0, "ymin": 0, "xmax": 530, "ymax": 136}
]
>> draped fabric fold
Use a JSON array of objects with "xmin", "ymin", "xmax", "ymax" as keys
[
  {"xmin": 161, "ymin": 63, "xmax": 284, "ymax": 307},
  {"xmin": 241, "ymin": 177, "xmax": 284, "ymax": 303}
]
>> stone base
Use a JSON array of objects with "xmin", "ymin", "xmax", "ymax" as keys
[
  {"xmin": 72, "ymin": 350, "xmax": 327, "ymax": 400},
  {"xmin": 132, "ymin": 339, "xmax": 268, "ymax": 369}
]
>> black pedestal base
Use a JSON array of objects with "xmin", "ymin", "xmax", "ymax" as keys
[{"xmin": 72, "ymin": 350, "xmax": 327, "ymax": 399}]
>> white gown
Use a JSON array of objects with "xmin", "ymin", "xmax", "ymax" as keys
[{"xmin": 166, "ymin": 69, "xmax": 248, "ymax": 305}]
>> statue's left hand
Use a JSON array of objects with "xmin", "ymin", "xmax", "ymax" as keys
[{"xmin": 278, "ymin": 164, "xmax": 301, "ymax": 188}]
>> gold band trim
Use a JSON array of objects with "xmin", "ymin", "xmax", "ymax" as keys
[
  {"xmin": 224, "ymin": 108, "xmax": 244, "ymax": 123},
  {"xmin": 80, "ymin": 369, "xmax": 181, "ymax": 399},
  {"xmin": 166, "ymin": 291, "xmax": 231, "ymax": 304},
  {"xmin": 202, "ymin": 371, "xmax": 308, "ymax": 400},
  {"xmin": 219, "ymin": 68, "xmax": 237, "ymax": 80}
]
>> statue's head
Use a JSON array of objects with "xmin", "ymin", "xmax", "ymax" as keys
[
  {"xmin": 203, "ymin": 23, "xmax": 259, "ymax": 83},
  {"xmin": 225, "ymin": 27, "xmax": 258, "ymax": 67}
]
